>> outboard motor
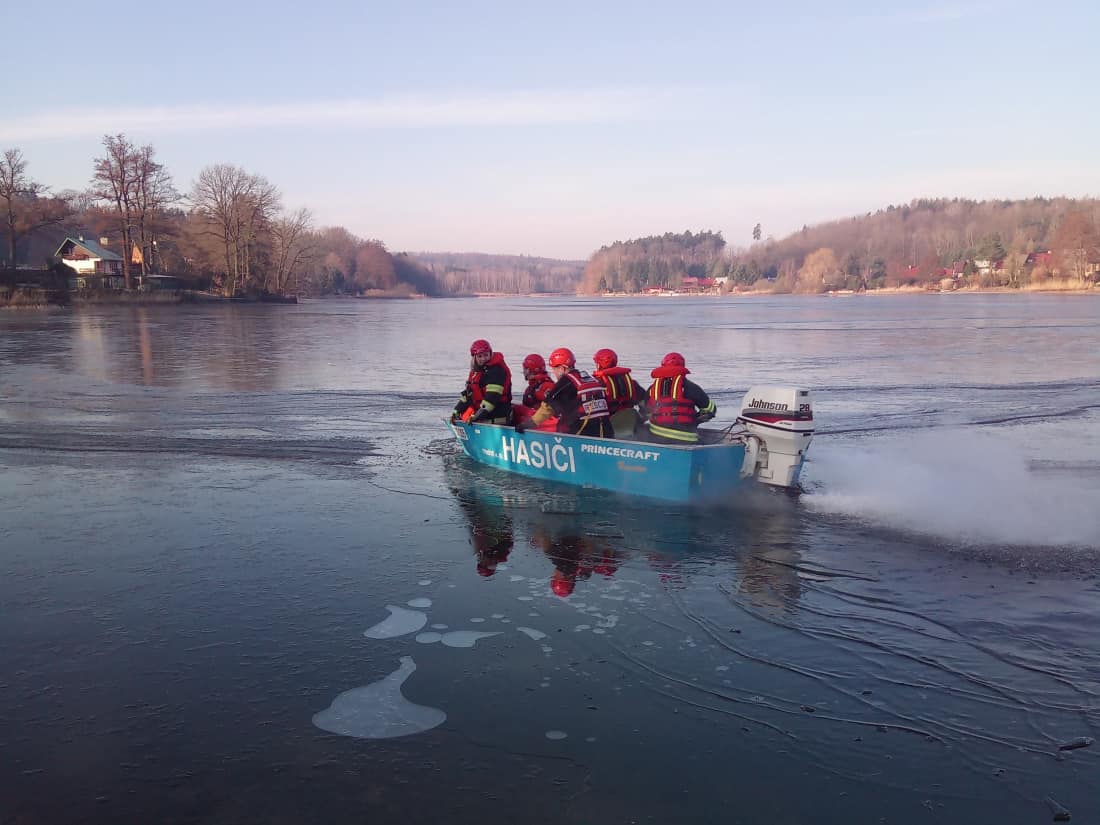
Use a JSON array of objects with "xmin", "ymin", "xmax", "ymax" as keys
[{"xmin": 737, "ymin": 387, "xmax": 814, "ymax": 490}]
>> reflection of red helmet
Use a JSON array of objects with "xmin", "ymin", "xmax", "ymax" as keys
[
  {"xmin": 548, "ymin": 348, "xmax": 575, "ymax": 369},
  {"xmin": 477, "ymin": 563, "xmax": 496, "ymax": 577},
  {"xmin": 522, "ymin": 353, "xmax": 546, "ymax": 372},
  {"xmin": 551, "ymin": 569, "xmax": 575, "ymax": 597},
  {"xmin": 593, "ymin": 348, "xmax": 618, "ymax": 370},
  {"xmin": 470, "ymin": 339, "xmax": 492, "ymax": 356},
  {"xmin": 661, "ymin": 352, "xmax": 686, "ymax": 368}
]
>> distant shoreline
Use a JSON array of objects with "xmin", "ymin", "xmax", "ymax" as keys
[{"xmin": 591, "ymin": 285, "xmax": 1098, "ymax": 298}]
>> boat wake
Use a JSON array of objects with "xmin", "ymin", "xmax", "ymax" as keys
[{"xmin": 801, "ymin": 428, "xmax": 1100, "ymax": 550}]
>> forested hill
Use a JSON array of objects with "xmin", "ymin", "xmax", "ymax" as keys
[
  {"xmin": 412, "ymin": 252, "xmax": 584, "ymax": 294},
  {"xmin": 735, "ymin": 198, "xmax": 1100, "ymax": 291},
  {"xmin": 579, "ymin": 231, "xmax": 727, "ymax": 293},
  {"xmin": 576, "ymin": 200, "xmax": 1100, "ymax": 293}
]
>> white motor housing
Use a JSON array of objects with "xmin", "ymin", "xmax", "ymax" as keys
[{"xmin": 737, "ymin": 386, "xmax": 814, "ymax": 489}]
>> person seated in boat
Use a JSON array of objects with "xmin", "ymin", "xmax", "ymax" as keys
[
  {"xmin": 513, "ymin": 353, "xmax": 559, "ymax": 432},
  {"xmin": 592, "ymin": 348, "xmax": 647, "ymax": 438},
  {"xmin": 452, "ymin": 339, "xmax": 513, "ymax": 425},
  {"xmin": 515, "ymin": 347, "xmax": 613, "ymax": 438},
  {"xmin": 643, "ymin": 352, "xmax": 716, "ymax": 444}
]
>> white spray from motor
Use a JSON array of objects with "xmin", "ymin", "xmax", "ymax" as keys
[{"xmin": 736, "ymin": 386, "xmax": 815, "ymax": 490}]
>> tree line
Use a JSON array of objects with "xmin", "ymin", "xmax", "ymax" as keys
[
  {"xmin": 6, "ymin": 143, "xmax": 1097, "ymax": 297},
  {"xmin": 576, "ymin": 201, "xmax": 1100, "ymax": 297},
  {"xmin": 415, "ymin": 252, "xmax": 583, "ymax": 294},
  {"xmin": 580, "ymin": 230, "xmax": 726, "ymax": 294},
  {"xmin": 0, "ymin": 138, "xmax": 445, "ymax": 297},
  {"xmin": 577, "ymin": 200, "xmax": 1100, "ymax": 294},
  {"xmin": 740, "ymin": 198, "xmax": 1100, "ymax": 292}
]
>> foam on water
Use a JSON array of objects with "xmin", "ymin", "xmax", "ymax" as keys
[
  {"xmin": 312, "ymin": 656, "xmax": 446, "ymax": 739},
  {"xmin": 805, "ymin": 429, "xmax": 1100, "ymax": 547}
]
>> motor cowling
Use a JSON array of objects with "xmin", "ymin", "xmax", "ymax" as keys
[{"xmin": 737, "ymin": 387, "xmax": 814, "ymax": 489}]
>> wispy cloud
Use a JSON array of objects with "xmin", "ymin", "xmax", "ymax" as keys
[{"xmin": 1, "ymin": 88, "xmax": 685, "ymax": 142}]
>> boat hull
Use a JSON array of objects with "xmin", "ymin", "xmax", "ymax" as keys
[{"xmin": 448, "ymin": 421, "xmax": 752, "ymax": 503}]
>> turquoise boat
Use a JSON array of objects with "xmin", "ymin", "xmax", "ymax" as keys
[{"xmin": 448, "ymin": 385, "xmax": 814, "ymax": 503}]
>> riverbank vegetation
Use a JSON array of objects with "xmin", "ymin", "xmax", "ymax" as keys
[
  {"xmin": 580, "ymin": 200, "xmax": 1100, "ymax": 294},
  {"xmin": 3, "ymin": 140, "xmax": 1098, "ymax": 300}
]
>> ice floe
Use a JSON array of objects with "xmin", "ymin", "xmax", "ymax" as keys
[
  {"xmin": 312, "ymin": 656, "xmax": 446, "ymax": 739},
  {"xmin": 440, "ymin": 630, "xmax": 501, "ymax": 648},
  {"xmin": 364, "ymin": 606, "xmax": 427, "ymax": 639}
]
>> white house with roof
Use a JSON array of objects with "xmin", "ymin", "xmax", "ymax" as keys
[{"xmin": 55, "ymin": 237, "xmax": 124, "ymax": 288}]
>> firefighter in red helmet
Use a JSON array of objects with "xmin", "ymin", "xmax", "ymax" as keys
[
  {"xmin": 453, "ymin": 339, "xmax": 513, "ymax": 424},
  {"xmin": 514, "ymin": 353, "xmax": 559, "ymax": 431},
  {"xmin": 516, "ymin": 347, "xmax": 613, "ymax": 438},
  {"xmin": 644, "ymin": 352, "xmax": 716, "ymax": 444},
  {"xmin": 591, "ymin": 348, "xmax": 646, "ymax": 437}
]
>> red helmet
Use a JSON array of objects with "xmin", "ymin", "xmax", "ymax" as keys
[
  {"xmin": 593, "ymin": 348, "xmax": 618, "ymax": 370},
  {"xmin": 661, "ymin": 352, "xmax": 686, "ymax": 368},
  {"xmin": 470, "ymin": 339, "xmax": 492, "ymax": 357},
  {"xmin": 550, "ymin": 569, "xmax": 576, "ymax": 597},
  {"xmin": 522, "ymin": 353, "xmax": 546, "ymax": 372},
  {"xmin": 548, "ymin": 347, "xmax": 576, "ymax": 369}
]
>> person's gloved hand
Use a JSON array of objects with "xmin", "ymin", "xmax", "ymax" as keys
[
  {"xmin": 696, "ymin": 411, "xmax": 715, "ymax": 423},
  {"xmin": 470, "ymin": 408, "xmax": 490, "ymax": 423},
  {"xmin": 514, "ymin": 419, "xmax": 529, "ymax": 433},
  {"xmin": 450, "ymin": 411, "xmax": 460, "ymax": 423}
]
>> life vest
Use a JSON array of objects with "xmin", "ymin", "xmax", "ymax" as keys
[
  {"xmin": 564, "ymin": 369, "xmax": 610, "ymax": 420},
  {"xmin": 522, "ymin": 372, "xmax": 555, "ymax": 409},
  {"xmin": 593, "ymin": 366, "xmax": 639, "ymax": 415},
  {"xmin": 467, "ymin": 352, "xmax": 512, "ymax": 411},
  {"xmin": 648, "ymin": 368, "xmax": 697, "ymax": 440},
  {"xmin": 520, "ymin": 372, "xmax": 559, "ymax": 430}
]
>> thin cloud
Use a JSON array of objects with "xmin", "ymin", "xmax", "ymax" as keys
[{"xmin": 1, "ymin": 88, "xmax": 685, "ymax": 142}]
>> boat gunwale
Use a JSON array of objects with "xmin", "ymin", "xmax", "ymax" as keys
[{"xmin": 447, "ymin": 419, "xmax": 748, "ymax": 452}]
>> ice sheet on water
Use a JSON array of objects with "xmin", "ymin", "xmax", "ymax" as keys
[
  {"xmin": 312, "ymin": 656, "xmax": 446, "ymax": 739},
  {"xmin": 440, "ymin": 631, "xmax": 501, "ymax": 648},
  {"xmin": 364, "ymin": 605, "xmax": 428, "ymax": 639}
]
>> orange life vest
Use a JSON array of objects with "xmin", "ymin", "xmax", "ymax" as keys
[
  {"xmin": 648, "ymin": 370, "xmax": 696, "ymax": 429},
  {"xmin": 593, "ymin": 366, "xmax": 640, "ymax": 415}
]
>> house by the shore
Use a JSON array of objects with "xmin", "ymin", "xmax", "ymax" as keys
[{"xmin": 55, "ymin": 237, "xmax": 124, "ymax": 289}]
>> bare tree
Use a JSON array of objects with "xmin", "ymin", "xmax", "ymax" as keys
[
  {"xmin": 91, "ymin": 134, "xmax": 139, "ymax": 287},
  {"xmin": 0, "ymin": 148, "xmax": 72, "ymax": 267},
  {"xmin": 1052, "ymin": 210, "xmax": 1099, "ymax": 283},
  {"xmin": 132, "ymin": 145, "xmax": 178, "ymax": 274},
  {"xmin": 190, "ymin": 164, "xmax": 281, "ymax": 295},
  {"xmin": 269, "ymin": 208, "xmax": 314, "ymax": 294}
]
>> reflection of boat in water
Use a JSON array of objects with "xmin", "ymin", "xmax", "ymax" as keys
[
  {"xmin": 448, "ymin": 386, "xmax": 814, "ymax": 502},
  {"xmin": 444, "ymin": 454, "xmax": 805, "ymax": 605}
]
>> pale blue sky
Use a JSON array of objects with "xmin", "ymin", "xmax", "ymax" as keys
[{"xmin": 5, "ymin": 0, "xmax": 1098, "ymax": 258}]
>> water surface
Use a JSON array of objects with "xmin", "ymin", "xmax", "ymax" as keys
[{"xmin": 2, "ymin": 295, "xmax": 1098, "ymax": 824}]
